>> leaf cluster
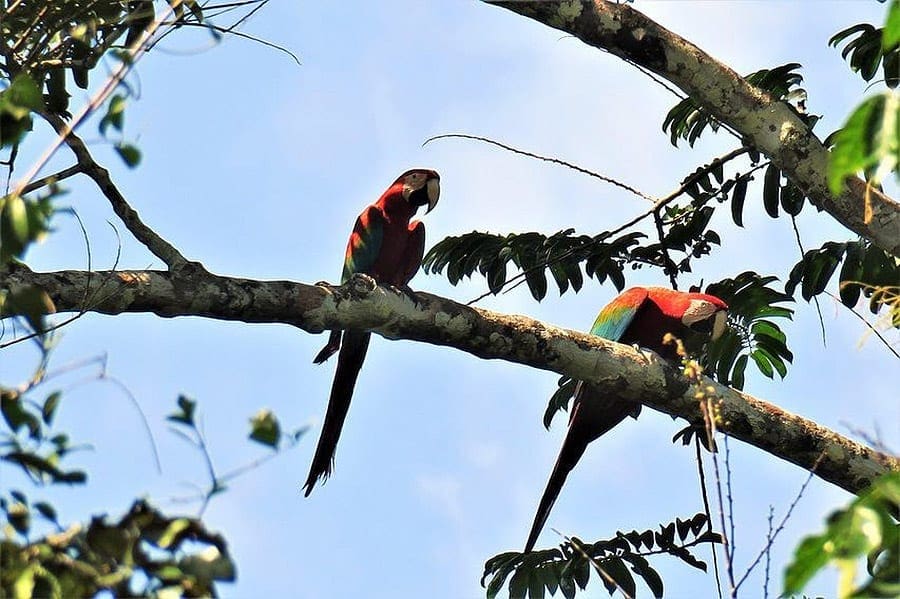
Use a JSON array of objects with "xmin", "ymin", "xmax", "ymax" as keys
[
  {"xmin": 1, "ymin": 495, "xmax": 235, "ymax": 598},
  {"xmin": 1, "ymin": 0, "xmax": 204, "ymax": 111},
  {"xmin": 482, "ymin": 513, "xmax": 722, "ymax": 599},
  {"xmin": 424, "ymin": 229, "xmax": 644, "ymax": 301},
  {"xmin": 784, "ymin": 472, "xmax": 899, "ymax": 598}
]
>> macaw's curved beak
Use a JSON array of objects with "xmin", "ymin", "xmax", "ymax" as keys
[
  {"xmin": 425, "ymin": 177, "xmax": 440, "ymax": 214},
  {"xmin": 711, "ymin": 310, "xmax": 727, "ymax": 341}
]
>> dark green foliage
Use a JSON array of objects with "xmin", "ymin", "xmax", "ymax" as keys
[
  {"xmin": 1, "ymin": 495, "xmax": 236, "ymax": 598},
  {"xmin": 829, "ymin": 12, "xmax": 900, "ymax": 87},
  {"xmin": 705, "ymin": 272, "xmax": 794, "ymax": 388},
  {"xmin": 786, "ymin": 240, "xmax": 899, "ymax": 323},
  {"xmin": 482, "ymin": 513, "xmax": 722, "ymax": 598},
  {"xmin": 784, "ymin": 472, "xmax": 899, "ymax": 598},
  {"xmin": 423, "ymin": 230, "xmax": 644, "ymax": 301},
  {"xmin": 0, "ymin": 0, "xmax": 206, "ymax": 115}
]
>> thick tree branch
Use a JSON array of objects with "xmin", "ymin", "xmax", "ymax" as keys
[
  {"xmin": 2, "ymin": 262, "xmax": 896, "ymax": 496},
  {"xmin": 487, "ymin": 0, "xmax": 900, "ymax": 257}
]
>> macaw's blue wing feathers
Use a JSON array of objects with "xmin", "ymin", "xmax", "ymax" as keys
[
  {"xmin": 589, "ymin": 287, "xmax": 648, "ymax": 341},
  {"xmin": 342, "ymin": 206, "xmax": 385, "ymax": 284}
]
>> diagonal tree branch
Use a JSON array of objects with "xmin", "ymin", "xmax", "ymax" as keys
[
  {"xmin": 486, "ymin": 0, "xmax": 900, "ymax": 257},
  {"xmin": 2, "ymin": 262, "xmax": 896, "ymax": 497},
  {"xmin": 40, "ymin": 113, "xmax": 192, "ymax": 270}
]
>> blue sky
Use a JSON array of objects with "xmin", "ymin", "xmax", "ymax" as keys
[{"xmin": 2, "ymin": 1, "xmax": 898, "ymax": 597}]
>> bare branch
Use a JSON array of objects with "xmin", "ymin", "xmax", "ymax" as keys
[
  {"xmin": 486, "ymin": 0, "xmax": 900, "ymax": 257},
  {"xmin": 40, "ymin": 114, "xmax": 191, "ymax": 269},
  {"xmin": 2, "ymin": 262, "xmax": 896, "ymax": 497}
]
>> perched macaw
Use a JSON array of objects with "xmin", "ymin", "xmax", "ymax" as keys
[
  {"xmin": 524, "ymin": 286, "xmax": 727, "ymax": 552},
  {"xmin": 303, "ymin": 168, "xmax": 441, "ymax": 496}
]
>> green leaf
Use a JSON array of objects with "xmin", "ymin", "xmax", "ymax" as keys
[
  {"xmin": 33, "ymin": 501, "xmax": 57, "ymax": 522},
  {"xmin": 249, "ymin": 409, "xmax": 281, "ymax": 448},
  {"xmin": 114, "ymin": 143, "xmax": 142, "ymax": 168},
  {"xmin": 42, "ymin": 392, "xmax": 62, "ymax": 425},
  {"xmin": 1, "ymin": 393, "xmax": 41, "ymax": 437},
  {"xmin": 167, "ymin": 395, "xmax": 197, "ymax": 426},
  {"xmin": 627, "ymin": 555, "xmax": 664, "ymax": 598},
  {"xmin": 3, "ymin": 284, "xmax": 55, "ymax": 335},
  {"xmin": 6, "ymin": 74, "xmax": 44, "ymax": 111},
  {"xmin": 156, "ymin": 518, "xmax": 190, "ymax": 549},
  {"xmin": 829, "ymin": 92, "xmax": 899, "ymax": 194},
  {"xmin": 180, "ymin": 546, "xmax": 237, "ymax": 583},
  {"xmin": 99, "ymin": 94, "xmax": 127, "ymax": 136},
  {"xmin": 763, "ymin": 164, "xmax": 781, "ymax": 218},
  {"xmin": 731, "ymin": 175, "xmax": 748, "ymax": 227},
  {"xmin": 751, "ymin": 350, "xmax": 774, "ymax": 378},
  {"xmin": 886, "ymin": 0, "xmax": 900, "ymax": 49}
]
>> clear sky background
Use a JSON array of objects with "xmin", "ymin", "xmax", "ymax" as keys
[{"xmin": 2, "ymin": 1, "xmax": 898, "ymax": 598}]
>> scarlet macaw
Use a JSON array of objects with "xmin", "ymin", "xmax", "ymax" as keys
[
  {"xmin": 524, "ymin": 287, "xmax": 727, "ymax": 551},
  {"xmin": 303, "ymin": 169, "xmax": 440, "ymax": 496}
]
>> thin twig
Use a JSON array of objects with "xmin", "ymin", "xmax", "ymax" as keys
[
  {"xmin": 695, "ymin": 437, "xmax": 724, "ymax": 599},
  {"xmin": 704, "ymin": 398, "xmax": 737, "ymax": 597},
  {"xmin": 653, "ymin": 208, "xmax": 678, "ymax": 289},
  {"xmin": 840, "ymin": 420, "xmax": 894, "ymax": 455},
  {"xmin": 763, "ymin": 505, "xmax": 774, "ymax": 599},
  {"xmin": 790, "ymin": 215, "xmax": 827, "ymax": 346},
  {"xmin": 724, "ymin": 437, "xmax": 735, "ymax": 569},
  {"xmin": 734, "ymin": 452, "xmax": 826, "ymax": 590},
  {"xmin": 162, "ymin": 20, "xmax": 300, "ymax": 65},
  {"xmin": 423, "ymin": 133, "xmax": 656, "ymax": 202},
  {"xmin": 823, "ymin": 290, "xmax": 900, "ymax": 360},
  {"xmin": 19, "ymin": 164, "xmax": 83, "ymax": 195}
]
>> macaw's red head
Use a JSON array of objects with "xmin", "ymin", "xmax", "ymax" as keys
[{"xmin": 395, "ymin": 168, "xmax": 440, "ymax": 214}]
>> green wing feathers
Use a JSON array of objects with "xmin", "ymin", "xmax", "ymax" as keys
[{"xmin": 342, "ymin": 206, "xmax": 385, "ymax": 284}]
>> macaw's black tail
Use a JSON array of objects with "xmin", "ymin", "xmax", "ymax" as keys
[
  {"xmin": 524, "ymin": 384, "xmax": 640, "ymax": 552},
  {"xmin": 313, "ymin": 330, "xmax": 343, "ymax": 364},
  {"xmin": 303, "ymin": 329, "xmax": 371, "ymax": 496}
]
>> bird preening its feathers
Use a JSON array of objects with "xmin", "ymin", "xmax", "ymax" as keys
[
  {"xmin": 303, "ymin": 169, "xmax": 440, "ymax": 497},
  {"xmin": 523, "ymin": 286, "xmax": 728, "ymax": 552}
]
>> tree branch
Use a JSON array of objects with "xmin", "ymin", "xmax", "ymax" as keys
[
  {"xmin": 2, "ymin": 262, "xmax": 896, "ymax": 496},
  {"xmin": 40, "ymin": 113, "xmax": 192, "ymax": 270},
  {"xmin": 486, "ymin": 0, "xmax": 900, "ymax": 257}
]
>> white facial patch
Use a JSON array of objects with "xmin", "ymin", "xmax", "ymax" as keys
[
  {"xmin": 682, "ymin": 300, "xmax": 718, "ymax": 327},
  {"xmin": 401, "ymin": 172, "xmax": 427, "ymax": 200}
]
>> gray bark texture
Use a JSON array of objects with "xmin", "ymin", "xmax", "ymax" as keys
[{"xmin": 2, "ymin": 263, "xmax": 896, "ymax": 497}]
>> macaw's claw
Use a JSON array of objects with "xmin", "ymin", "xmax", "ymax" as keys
[{"xmin": 391, "ymin": 284, "xmax": 422, "ymax": 307}]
